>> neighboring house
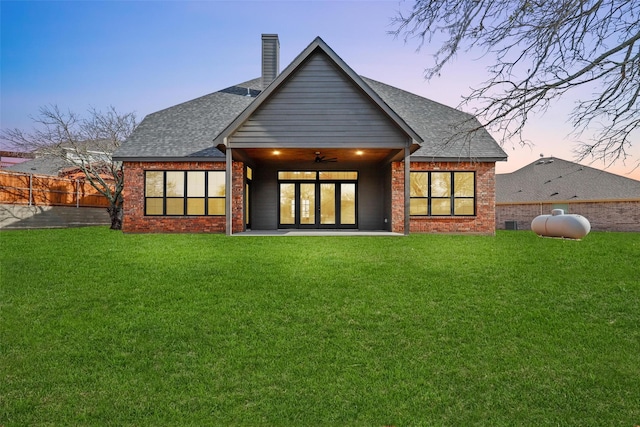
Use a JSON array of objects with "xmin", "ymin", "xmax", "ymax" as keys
[
  {"xmin": 113, "ymin": 35, "xmax": 507, "ymax": 235},
  {"xmin": 0, "ymin": 150, "xmax": 34, "ymax": 168},
  {"xmin": 5, "ymin": 144, "xmax": 113, "ymax": 178},
  {"xmin": 496, "ymin": 157, "xmax": 640, "ymax": 232},
  {"xmin": 1, "ymin": 142, "xmax": 114, "ymax": 208}
]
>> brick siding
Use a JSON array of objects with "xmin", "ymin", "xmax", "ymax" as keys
[
  {"xmin": 408, "ymin": 161, "xmax": 497, "ymax": 234},
  {"xmin": 391, "ymin": 161, "xmax": 405, "ymax": 234},
  {"xmin": 231, "ymin": 161, "xmax": 245, "ymax": 233},
  {"xmin": 496, "ymin": 200, "xmax": 640, "ymax": 232},
  {"xmin": 122, "ymin": 161, "xmax": 236, "ymax": 233},
  {"xmin": 123, "ymin": 160, "xmax": 498, "ymax": 234}
]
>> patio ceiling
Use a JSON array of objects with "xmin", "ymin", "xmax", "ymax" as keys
[{"xmin": 239, "ymin": 148, "xmax": 401, "ymax": 164}]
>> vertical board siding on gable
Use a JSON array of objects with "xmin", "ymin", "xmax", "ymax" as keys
[{"xmin": 231, "ymin": 52, "xmax": 408, "ymax": 146}]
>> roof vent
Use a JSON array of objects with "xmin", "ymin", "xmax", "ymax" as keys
[{"xmin": 261, "ymin": 34, "xmax": 279, "ymax": 90}]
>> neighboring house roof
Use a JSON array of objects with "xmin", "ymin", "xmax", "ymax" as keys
[
  {"xmin": 114, "ymin": 36, "xmax": 507, "ymax": 162},
  {"xmin": 5, "ymin": 142, "xmax": 114, "ymax": 177},
  {"xmin": 5, "ymin": 156, "xmax": 70, "ymax": 176},
  {"xmin": 497, "ymin": 157, "xmax": 640, "ymax": 203}
]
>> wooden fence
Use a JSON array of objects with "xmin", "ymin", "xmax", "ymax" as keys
[{"xmin": 0, "ymin": 170, "xmax": 110, "ymax": 208}]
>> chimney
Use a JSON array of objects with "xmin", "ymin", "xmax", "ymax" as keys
[{"xmin": 261, "ymin": 34, "xmax": 279, "ymax": 89}]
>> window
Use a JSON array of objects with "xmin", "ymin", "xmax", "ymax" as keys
[
  {"xmin": 278, "ymin": 171, "xmax": 317, "ymax": 180},
  {"xmin": 278, "ymin": 171, "xmax": 359, "ymax": 181},
  {"xmin": 410, "ymin": 171, "xmax": 475, "ymax": 216},
  {"xmin": 319, "ymin": 171, "xmax": 358, "ymax": 180},
  {"xmin": 144, "ymin": 170, "xmax": 225, "ymax": 216}
]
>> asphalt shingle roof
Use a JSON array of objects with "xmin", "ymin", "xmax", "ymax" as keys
[
  {"xmin": 114, "ymin": 79, "xmax": 262, "ymax": 159},
  {"xmin": 496, "ymin": 157, "xmax": 640, "ymax": 202},
  {"xmin": 5, "ymin": 156, "xmax": 69, "ymax": 176},
  {"xmin": 114, "ymin": 40, "xmax": 506, "ymax": 162},
  {"xmin": 362, "ymin": 78, "xmax": 506, "ymax": 160}
]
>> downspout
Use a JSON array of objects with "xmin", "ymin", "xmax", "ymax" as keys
[
  {"xmin": 404, "ymin": 144, "xmax": 411, "ymax": 235},
  {"xmin": 225, "ymin": 138, "xmax": 233, "ymax": 236}
]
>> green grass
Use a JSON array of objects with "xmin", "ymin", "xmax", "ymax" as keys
[{"xmin": 1, "ymin": 228, "xmax": 639, "ymax": 426}]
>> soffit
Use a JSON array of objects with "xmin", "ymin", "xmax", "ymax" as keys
[{"xmin": 241, "ymin": 148, "xmax": 397, "ymax": 164}]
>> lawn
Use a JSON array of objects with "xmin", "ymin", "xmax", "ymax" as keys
[{"xmin": 1, "ymin": 228, "xmax": 639, "ymax": 426}]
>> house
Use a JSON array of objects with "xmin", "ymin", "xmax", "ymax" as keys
[
  {"xmin": 1, "ymin": 141, "xmax": 114, "ymax": 209},
  {"xmin": 113, "ymin": 35, "xmax": 507, "ymax": 234},
  {"xmin": 0, "ymin": 150, "xmax": 34, "ymax": 169},
  {"xmin": 4, "ymin": 142, "xmax": 113, "ymax": 178},
  {"xmin": 496, "ymin": 157, "xmax": 640, "ymax": 232}
]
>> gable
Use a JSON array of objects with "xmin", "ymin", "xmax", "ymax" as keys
[{"xmin": 228, "ymin": 49, "xmax": 409, "ymax": 148}]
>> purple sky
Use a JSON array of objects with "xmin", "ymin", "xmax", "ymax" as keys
[{"xmin": 2, "ymin": 0, "xmax": 638, "ymax": 179}]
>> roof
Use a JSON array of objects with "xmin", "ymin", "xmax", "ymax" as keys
[
  {"xmin": 4, "ymin": 156, "xmax": 69, "ymax": 176},
  {"xmin": 114, "ymin": 37, "xmax": 507, "ymax": 162},
  {"xmin": 362, "ymin": 78, "xmax": 506, "ymax": 161},
  {"xmin": 496, "ymin": 157, "xmax": 640, "ymax": 203},
  {"xmin": 114, "ymin": 79, "xmax": 262, "ymax": 160},
  {"xmin": 4, "ymin": 140, "xmax": 116, "ymax": 176},
  {"xmin": 214, "ymin": 37, "xmax": 424, "ymax": 149}
]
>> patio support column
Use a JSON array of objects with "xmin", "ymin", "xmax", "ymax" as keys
[
  {"xmin": 404, "ymin": 145, "xmax": 411, "ymax": 235},
  {"xmin": 225, "ymin": 141, "xmax": 233, "ymax": 236}
]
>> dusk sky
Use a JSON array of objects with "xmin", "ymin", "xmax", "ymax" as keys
[{"xmin": 2, "ymin": 0, "xmax": 639, "ymax": 179}]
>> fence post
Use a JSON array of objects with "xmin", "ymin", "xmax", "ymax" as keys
[
  {"xmin": 76, "ymin": 179, "xmax": 80, "ymax": 208},
  {"xmin": 28, "ymin": 174, "xmax": 33, "ymax": 207}
]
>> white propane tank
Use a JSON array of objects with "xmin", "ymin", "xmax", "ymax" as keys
[{"xmin": 531, "ymin": 209, "xmax": 591, "ymax": 239}]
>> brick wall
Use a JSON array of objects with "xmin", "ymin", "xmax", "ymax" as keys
[
  {"xmin": 122, "ymin": 161, "xmax": 233, "ymax": 233},
  {"xmin": 232, "ymin": 161, "xmax": 245, "ymax": 233},
  {"xmin": 123, "ymin": 160, "xmax": 499, "ymax": 234},
  {"xmin": 496, "ymin": 200, "xmax": 640, "ymax": 232},
  {"xmin": 391, "ymin": 161, "xmax": 405, "ymax": 234},
  {"xmin": 408, "ymin": 161, "xmax": 497, "ymax": 234}
]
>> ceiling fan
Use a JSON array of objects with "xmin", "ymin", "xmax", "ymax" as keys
[{"xmin": 314, "ymin": 151, "xmax": 337, "ymax": 163}]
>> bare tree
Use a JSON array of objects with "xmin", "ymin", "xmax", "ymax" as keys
[
  {"xmin": 1, "ymin": 105, "xmax": 137, "ymax": 229},
  {"xmin": 392, "ymin": 0, "xmax": 640, "ymax": 167}
]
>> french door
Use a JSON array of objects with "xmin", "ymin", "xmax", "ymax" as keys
[{"xmin": 279, "ymin": 181, "xmax": 356, "ymax": 228}]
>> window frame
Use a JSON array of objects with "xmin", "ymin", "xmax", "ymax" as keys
[
  {"xmin": 409, "ymin": 171, "xmax": 476, "ymax": 217},
  {"xmin": 144, "ymin": 170, "xmax": 226, "ymax": 216}
]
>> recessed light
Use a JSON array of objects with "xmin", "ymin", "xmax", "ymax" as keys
[
  {"xmin": 355, "ymin": 150, "xmax": 364, "ymax": 155},
  {"xmin": 273, "ymin": 150, "xmax": 280, "ymax": 155}
]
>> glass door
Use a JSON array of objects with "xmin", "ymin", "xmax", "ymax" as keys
[
  {"xmin": 278, "ymin": 172, "xmax": 357, "ymax": 229},
  {"xmin": 319, "ymin": 182, "xmax": 356, "ymax": 228},
  {"xmin": 279, "ymin": 183, "xmax": 296, "ymax": 225},
  {"xmin": 279, "ymin": 182, "xmax": 318, "ymax": 228},
  {"xmin": 300, "ymin": 183, "xmax": 316, "ymax": 225},
  {"xmin": 320, "ymin": 183, "xmax": 335, "ymax": 225},
  {"xmin": 340, "ymin": 183, "xmax": 356, "ymax": 226}
]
